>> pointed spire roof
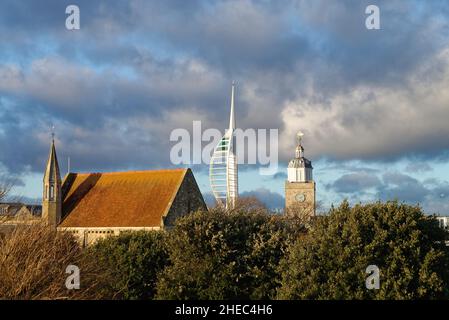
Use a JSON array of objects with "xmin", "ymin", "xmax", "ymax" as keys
[
  {"xmin": 229, "ymin": 81, "xmax": 236, "ymax": 131},
  {"xmin": 44, "ymin": 138, "xmax": 61, "ymax": 184}
]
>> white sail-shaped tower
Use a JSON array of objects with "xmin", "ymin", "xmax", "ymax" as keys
[{"xmin": 209, "ymin": 82, "xmax": 238, "ymax": 209}]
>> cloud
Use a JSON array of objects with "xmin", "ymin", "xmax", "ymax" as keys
[
  {"xmin": 280, "ymin": 46, "xmax": 449, "ymax": 162},
  {"xmin": 377, "ymin": 172, "xmax": 429, "ymax": 203},
  {"xmin": 328, "ymin": 169, "xmax": 449, "ymax": 214},
  {"xmin": 405, "ymin": 162, "xmax": 433, "ymax": 173},
  {"xmin": 377, "ymin": 172, "xmax": 449, "ymax": 215},
  {"xmin": 2, "ymin": 1, "xmax": 449, "ymax": 172},
  {"xmin": 318, "ymin": 162, "xmax": 379, "ymax": 174},
  {"xmin": 1, "ymin": 1, "xmax": 449, "ymax": 212},
  {"xmin": 240, "ymin": 188, "xmax": 285, "ymax": 210},
  {"xmin": 0, "ymin": 55, "xmax": 230, "ymax": 173},
  {"xmin": 328, "ymin": 172, "xmax": 382, "ymax": 194},
  {"xmin": 271, "ymin": 172, "xmax": 287, "ymax": 180}
]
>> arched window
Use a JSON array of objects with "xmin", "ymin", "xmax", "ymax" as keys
[{"xmin": 50, "ymin": 185, "xmax": 55, "ymax": 200}]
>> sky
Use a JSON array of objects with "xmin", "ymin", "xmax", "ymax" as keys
[{"xmin": 1, "ymin": 0, "xmax": 449, "ymax": 214}]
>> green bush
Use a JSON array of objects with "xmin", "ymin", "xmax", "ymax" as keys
[
  {"xmin": 87, "ymin": 231, "xmax": 169, "ymax": 299},
  {"xmin": 277, "ymin": 200, "xmax": 449, "ymax": 300},
  {"xmin": 156, "ymin": 207, "xmax": 306, "ymax": 300}
]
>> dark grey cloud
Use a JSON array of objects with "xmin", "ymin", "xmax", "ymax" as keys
[
  {"xmin": 240, "ymin": 188, "xmax": 285, "ymax": 210},
  {"xmin": 1, "ymin": 0, "xmax": 449, "ymax": 184},
  {"xmin": 377, "ymin": 172, "xmax": 429, "ymax": 203},
  {"xmin": 0, "ymin": 173, "xmax": 24, "ymax": 188},
  {"xmin": 327, "ymin": 172, "xmax": 382, "ymax": 194},
  {"xmin": 318, "ymin": 163, "xmax": 380, "ymax": 174},
  {"xmin": 329, "ymin": 170, "xmax": 449, "ymax": 214},
  {"xmin": 405, "ymin": 162, "xmax": 433, "ymax": 173},
  {"xmin": 377, "ymin": 172, "xmax": 449, "ymax": 214}
]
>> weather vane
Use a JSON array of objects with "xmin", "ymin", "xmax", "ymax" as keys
[
  {"xmin": 51, "ymin": 125, "xmax": 55, "ymax": 140},
  {"xmin": 297, "ymin": 130, "xmax": 304, "ymax": 145}
]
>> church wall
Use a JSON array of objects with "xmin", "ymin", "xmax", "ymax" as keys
[
  {"xmin": 57, "ymin": 226, "xmax": 161, "ymax": 246},
  {"xmin": 163, "ymin": 169, "xmax": 207, "ymax": 228}
]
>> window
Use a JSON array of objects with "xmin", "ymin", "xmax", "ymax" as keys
[{"xmin": 50, "ymin": 185, "xmax": 55, "ymax": 200}]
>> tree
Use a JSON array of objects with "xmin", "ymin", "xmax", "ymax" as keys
[
  {"xmin": 0, "ymin": 222, "xmax": 106, "ymax": 299},
  {"xmin": 0, "ymin": 176, "xmax": 13, "ymax": 202},
  {"xmin": 284, "ymin": 201, "xmax": 316, "ymax": 226},
  {"xmin": 87, "ymin": 231, "xmax": 169, "ymax": 299},
  {"xmin": 156, "ymin": 206, "xmax": 306, "ymax": 300},
  {"xmin": 277, "ymin": 200, "xmax": 449, "ymax": 300},
  {"xmin": 231, "ymin": 196, "xmax": 268, "ymax": 212}
]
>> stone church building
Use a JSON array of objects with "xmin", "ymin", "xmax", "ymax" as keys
[{"xmin": 1, "ymin": 138, "xmax": 206, "ymax": 245}]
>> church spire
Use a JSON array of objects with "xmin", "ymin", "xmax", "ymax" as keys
[
  {"xmin": 42, "ymin": 130, "xmax": 62, "ymax": 228},
  {"xmin": 44, "ymin": 135, "xmax": 61, "ymax": 185}
]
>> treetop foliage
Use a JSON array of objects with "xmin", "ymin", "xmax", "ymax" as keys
[{"xmin": 277, "ymin": 200, "xmax": 449, "ymax": 300}]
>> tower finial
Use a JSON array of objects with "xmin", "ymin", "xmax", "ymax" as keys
[
  {"xmin": 295, "ymin": 131, "xmax": 304, "ymax": 158},
  {"xmin": 297, "ymin": 131, "xmax": 304, "ymax": 145}
]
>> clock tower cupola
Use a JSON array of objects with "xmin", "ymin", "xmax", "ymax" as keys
[{"xmin": 285, "ymin": 131, "xmax": 316, "ymax": 217}]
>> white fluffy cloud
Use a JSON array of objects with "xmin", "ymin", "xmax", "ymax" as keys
[{"xmin": 280, "ymin": 47, "xmax": 449, "ymax": 161}]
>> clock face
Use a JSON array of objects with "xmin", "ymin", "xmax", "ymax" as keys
[{"xmin": 295, "ymin": 193, "xmax": 306, "ymax": 202}]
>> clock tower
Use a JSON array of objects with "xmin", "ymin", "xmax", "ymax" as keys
[{"xmin": 285, "ymin": 131, "xmax": 316, "ymax": 217}]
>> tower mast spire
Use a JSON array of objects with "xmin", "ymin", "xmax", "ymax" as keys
[
  {"xmin": 209, "ymin": 81, "xmax": 239, "ymax": 210},
  {"xmin": 229, "ymin": 81, "xmax": 236, "ymax": 131}
]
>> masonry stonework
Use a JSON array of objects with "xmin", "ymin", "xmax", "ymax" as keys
[
  {"xmin": 163, "ymin": 169, "xmax": 207, "ymax": 228},
  {"xmin": 285, "ymin": 181, "xmax": 316, "ymax": 217}
]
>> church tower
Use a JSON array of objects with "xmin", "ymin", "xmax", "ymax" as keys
[
  {"xmin": 42, "ymin": 134, "xmax": 62, "ymax": 228},
  {"xmin": 285, "ymin": 131, "xmax": 316, "ymax": 217}
]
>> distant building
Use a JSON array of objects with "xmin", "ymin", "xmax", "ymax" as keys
[
  {"xmin": 0, "ymin": 203, "xmax": 42, "ymax": 218},
  {"xmin": 0, "ymin": 203, "xmax": 41, "ymax": 237},
  {"xmin": 209, "ymin": 82, "xmax": 238, "ymax": 210},
  {"xmin": 436, "ymin": 216, "xmax": 449, "ymax": 247},
  {"xmin": 436, "ymin": 216, "xmax": 449, "ymax": 230},
  {"xmin": 0, "ymin": 202, "xmax": 41, "ymax": 223},
  {"xmin": 1, "ymin": 137, "xmax": 207, "ymax": 245},
  {"xmin": 285, "ymin": 131, "xmax": 316, "ymax": 217}
]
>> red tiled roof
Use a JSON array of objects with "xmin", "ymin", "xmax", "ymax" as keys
[{"xmin": 59, "ymin": 169, "xmax": 187, "ymax": 228}]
